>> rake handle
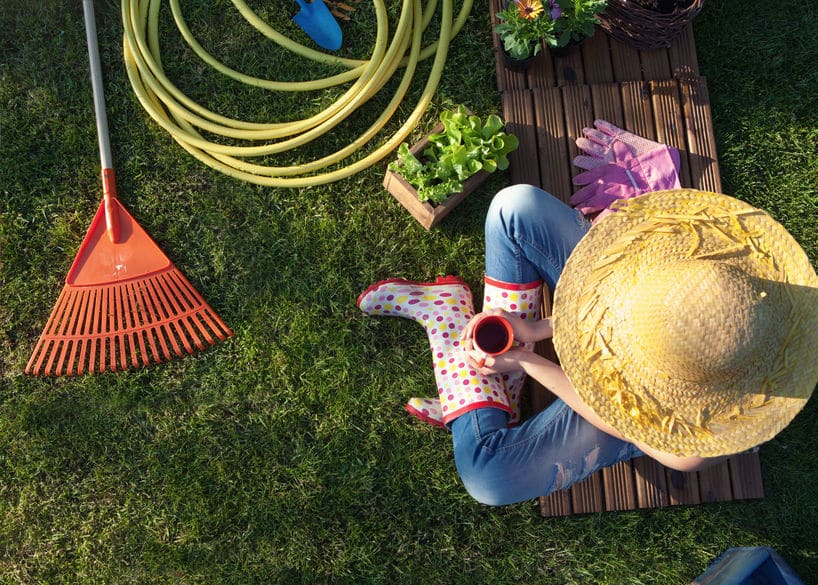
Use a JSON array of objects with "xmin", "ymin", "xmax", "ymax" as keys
[{"xmin": 82, "ymin": 0, "xmax": 120, "ymax": 244}]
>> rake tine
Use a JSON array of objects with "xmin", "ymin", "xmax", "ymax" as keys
[
  {"xmin": 127, "ymin": 281, "xmax": 151, "ymax": 367},
  {"xmin": 145, "ymin": 275, "xmax": 185, "ymax": 359},
  {"xmin": 102, "ymin": 285, "xmax": 114, "ymax": 373},
  {"xmin": 152, "ymin": 274, "xmax": 189, "ymax": 357},
  {"xmin": 164, "ymin": 272, "xmax": 207, "ymax": 355},
  {"xmin": 66, "ymin": 286, "xmax": 93, "ymax": 375},
  {"xmin": 140, "ymin": 278, "xmax": 174, "ymax": 362},
  {"xmin": 159, "ymin": 272, "xmax": 201, "ymax": 352},
  {"xmin": 119, "ymin": 282, "xmax": 136, "ymax": 369},
  {"xmin": 166, "ymin": 272, "xmax": 211, "ymax": 349},
  {"xmin": 112, "ymin": 285, "xmax": 125, "ymax": 371},
  {"xmin": 89, "ymin": 285, "xmax": 104, "ymax": 374},
  {"xmin": 114, "ymin": 283, "xmax": 129, "ymax": 371},
  {"xmin": 187, "ymin": 277, "xmax": 230, "ymax": 339},
  {"xmin": 26, "ymin": 333, "xmax": 50, "ymax": 376},
  {"xmin": 44, "ymin": 288, "xmax": 79, "ymax": 375},
  {"xmin": 133, "ymin": 278, "xmax": 165, "ymax": 363},
  {"xmin": 64, "ymin": 289, "xmax": 90, "ymax": 375},
  {"xmin": 75, "ymin": 288, "xmax": 97, "ymax": 375},
  {"xmin": 170, "ymin": 270, "xmax": 231, "ymax": 341}
]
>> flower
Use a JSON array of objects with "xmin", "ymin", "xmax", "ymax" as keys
[
  {"xmin": 516, "ymin": 0, "xmax": 544, "ymax": 20},
  {"xmin": 495, "ymin": 0, "xmax": 607, "ymax": 60}
]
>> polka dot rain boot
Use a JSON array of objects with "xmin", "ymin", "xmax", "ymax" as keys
[
  {"xmin": 482, "ymin": 276, "xmax": 543, "ymax": 425},
  {"xmin": 357, "ymin": 276, "xmax": 512, "ymax": 425},
  {"xmin": 401, "ymin": 277, "xmax": 544, "ymax": 428},
  {"xmin": 404, "ymin": 396, "xmax": 445, "ymax": 428}
]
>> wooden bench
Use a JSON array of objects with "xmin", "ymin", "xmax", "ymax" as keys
[{"xmin": 488, "ymin": 4, "xmax": 765, "ymax": 517}]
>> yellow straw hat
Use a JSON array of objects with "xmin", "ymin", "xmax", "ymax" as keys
[{"xmin": 552, "ymin": 189, "xmax": 818, "ymax": 457}]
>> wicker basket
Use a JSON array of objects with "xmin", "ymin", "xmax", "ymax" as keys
[{"xmin": 598, "ymin": 0, "xmax": 704, "ymax": 50}]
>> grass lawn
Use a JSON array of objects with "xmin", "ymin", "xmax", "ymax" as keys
[{"xmin": 1, "ymin": 0, "xmax": 816, "ymax": 582}]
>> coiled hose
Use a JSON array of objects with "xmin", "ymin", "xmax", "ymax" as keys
[{"xmin": 122, "ymin": 0, "xmax": 473, "ymax": 187}]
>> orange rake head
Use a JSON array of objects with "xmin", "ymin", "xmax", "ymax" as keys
[{"xmin": 26, "ymin": 197, "xmax": 233, "ymax": 376}]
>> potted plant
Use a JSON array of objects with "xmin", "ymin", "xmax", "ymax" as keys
[
  {"xmin": 494, "ymin": 0, "xmax": 560, "ymax": 67},
  {"xmin": 552, "ymin": 0, "xmax": 608, "ymax": 52},
  {"xmin": 494, "ymin": 0, "xmax": 607, "ymax": 66},
  {"xmin": 383, "ymin": 105, "xmax": 519, "ymax": 229}
]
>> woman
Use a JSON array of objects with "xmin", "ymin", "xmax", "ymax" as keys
[{"xmin": 357, "ymin": 186, "xmax": 818, "ymax": 505}]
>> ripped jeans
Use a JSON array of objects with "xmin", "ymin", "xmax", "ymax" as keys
[{"xmin": 450, "ymin": 184, "xmax": 642, "ymax": 505}]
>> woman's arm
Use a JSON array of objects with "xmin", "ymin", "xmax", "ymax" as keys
[{"xmin": 467, "ymin": 348, "xmax": 726, "ymax": 472}]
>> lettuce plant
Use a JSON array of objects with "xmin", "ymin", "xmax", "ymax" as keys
[{"xmin": 389, "ymin": 106, "xmax": 519, "ymax": 204}]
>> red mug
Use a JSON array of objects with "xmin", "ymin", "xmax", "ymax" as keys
[{"xmin": 472, "ymin": 315, "xmax": 514, "ymax": 365}]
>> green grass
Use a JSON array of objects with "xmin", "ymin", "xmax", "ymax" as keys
[{"xmin": 1, "ymin": 0, "xmax": 817, "ymax": 583}]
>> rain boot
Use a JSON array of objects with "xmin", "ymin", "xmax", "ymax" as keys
[
  {"xmin": 482, "ymin": 276, "xmax": 543, "ymax": 425},
  {"xmin": 357, "ymin": 276, "xmax": 512, "ymax": 425},
  {"xmin": 403, "ymin": 277, "xmax": 542, "ymax": 428}
]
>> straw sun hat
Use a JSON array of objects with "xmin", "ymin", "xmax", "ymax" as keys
[{"xmin": 553, "ymin": 189, "xmax": 818, "ymax": 457}]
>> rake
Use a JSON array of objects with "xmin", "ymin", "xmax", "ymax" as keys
[{"xmin": 25, "ymin": 0, "xmax": 233, "ymax": 376}]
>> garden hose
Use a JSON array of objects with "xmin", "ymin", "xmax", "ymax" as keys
[{"xmin": 121, "ymin": 0, "xmax": 474, "ymax": 187}]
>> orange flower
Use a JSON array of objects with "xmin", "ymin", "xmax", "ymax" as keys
[{"xmin": 514, "ymin": 0, "xmax": 544, "ymax": 20}]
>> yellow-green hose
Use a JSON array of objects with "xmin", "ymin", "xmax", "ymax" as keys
[{"xmin": 122, "ymin": 0, "xmax": 473, "ymax": 187}]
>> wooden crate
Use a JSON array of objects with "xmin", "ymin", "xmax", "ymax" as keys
[
  {"xmin": 383, "ymin": 168, "xmax": 488, "ymax": 230},
  {"xmin": 382, "ymin": 116, "xmax": 489, "ymax": 230}
]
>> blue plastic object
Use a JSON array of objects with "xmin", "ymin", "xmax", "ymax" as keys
[
  {"xmin": 292, "ymin": 0, "xmax": 342, "ymax": 51},
  {"xmin": 691, "ymin": 547, "xmax": 805, "ymax": 585}
]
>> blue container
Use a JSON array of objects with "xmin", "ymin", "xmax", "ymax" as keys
[{"xmin": 692, "ymin": 547, "xmax": 804, "ymax": 585}]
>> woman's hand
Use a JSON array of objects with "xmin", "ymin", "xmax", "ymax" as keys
[
  {"xmin": 461, "ymin": 309, "xmax": 552, "ymax": 348},
  {"xmin": 464, "ymin": 347, "xmax": 535, "ymax": 374}
]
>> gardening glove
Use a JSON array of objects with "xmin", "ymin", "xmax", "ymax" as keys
[
  {"xmin": 573, "ymin": 119, "xmax": 681, "ymax": 172},
  {"xmin": 570, "ymin": 144, "xmax": 681, "ymax": 222}
]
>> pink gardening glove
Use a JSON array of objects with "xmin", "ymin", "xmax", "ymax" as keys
[
  {"xmin": 571, "ymin": 144, "xmax": 682, "ymax": 222},
  {"xmin": 573, "ymin": 119, "xmax": 681, "ymax": 171}
]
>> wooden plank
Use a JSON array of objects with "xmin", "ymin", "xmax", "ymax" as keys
[
  {"xmin": 603, "ymin": 460, "xmax": 637, "ymax": 512},
  {"xmin": 589, "ymin": 82, "xmax": 625, "ymax": 127},
  {"xmin": 609, "ymin": 36, "xmax": 643, "ymax": 81},
  {"xmin": 571, "ymin": 469, "xmax": 605, "ymax": 515},
  {"xmin": 528, "ymin": 377, "xmax": 557, "ymax": 414},
  {"xmin": 502, "ymin": 90, "xmax": 540, "ymax": 186},
  {"xmin": 728, "ymin": 452, "xmax": 765, "ymax": 500},
  {"xmin": 634, "ymin": 456, "xmax": 670, "ymax": 509},
  {"xmin": 527, "ymin": 50, "xmax": 557, "ymax": 90},
  {"xmin": 539, "ymin": 487, "xmax": 573, "ymax": 517},
  {"xmin": 666, "ymin": 468, "xmax": 701, "ymax": 506},
  {"xmin": 553, "ymin": 47, "xmax": 585, "ymax": 86},
  {"xmin": 580, "ymin": 30, "xmax": 614, "ymax": 84},
  {"xmin": 668, "ymin": 25, "xmax": 700, "ymax": 79},
  {"xmin": 639, "ymin": 46, "xmax": 672, "ymax": 80},
  {"xmin": 496, "ymin": 51, "xmax": 530, "ymax": 93},
  {"xmin": 680, "ymin": 77, "xmax": 722, "ymax": 193},
  {"xmin": 561, "ymin": 85, "xmax": 593, "ymax": 175},
  {"xmin": 650, "ymin": 79, "xmax": 692, "ymax": 186},
  {"xmin": 698, "ymin": 462, "xmax": 734, "ymax": 503},
  {"xmin": 532, "ymin": 87, "xmax": 572, "ymax": 202},
  {"xmin": 621, "ymin": 81, "xmax": 656, "ymax": 140}
]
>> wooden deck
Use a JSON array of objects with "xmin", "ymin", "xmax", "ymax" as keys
[{"xmin": 489, "ymin": 4, "xmax": 765, "ymax": 517}]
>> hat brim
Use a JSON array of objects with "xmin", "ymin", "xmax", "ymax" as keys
[{"xmin": 553, "ymin": 190, "xmax": 818, "ymax": 457}]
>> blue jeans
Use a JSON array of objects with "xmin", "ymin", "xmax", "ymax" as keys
[{"xmin": 450, "ymin": 184, "xmax": 642, "ymax": 505}]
